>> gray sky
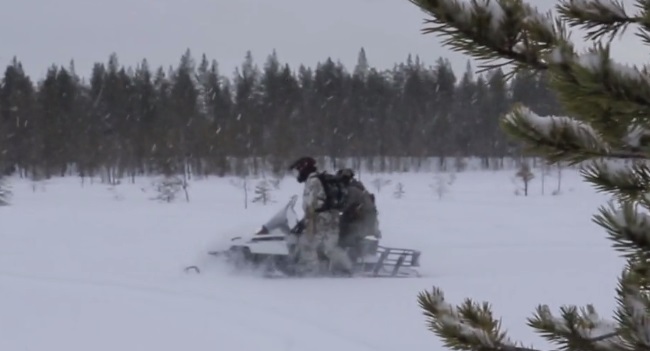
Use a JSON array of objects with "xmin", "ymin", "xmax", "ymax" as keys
[{"xmin": 2, "ymin": 0, "xmax": 648, "ymax": 81}]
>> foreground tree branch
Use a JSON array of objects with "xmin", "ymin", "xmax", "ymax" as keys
[
  {"xmin": 418, "ymin": 287, "xmax": 622, "ymax": 351},
  {"xmin": 408, "ymin": 0, "xmax": 562, "ymax": 74},
  {"xmin": 406, "ymin": 0, "xmax": 650, "ymax": 350}
]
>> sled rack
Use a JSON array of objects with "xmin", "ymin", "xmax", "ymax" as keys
[{"xmin": 368, "ymin": 246, "xmax": 421, "ymax": 277}]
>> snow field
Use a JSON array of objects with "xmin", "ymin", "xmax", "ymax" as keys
[{"xmin": 0, "ymin": 168, "xmax": 626, "ymax": 351}]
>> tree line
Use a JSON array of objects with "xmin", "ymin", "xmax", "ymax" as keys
[{"xmin": 0, "ymin": 48, "xmax": 564, "ymax": 180}]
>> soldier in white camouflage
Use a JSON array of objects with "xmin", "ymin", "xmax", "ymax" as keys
[{"xmin": 288, "ymin": 157, "xmax": 353, "ymax": 276}]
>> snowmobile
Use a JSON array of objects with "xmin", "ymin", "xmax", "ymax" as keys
[{"xmin": 185, "ymin": 195, "xmax": 421, "ymax": 278}]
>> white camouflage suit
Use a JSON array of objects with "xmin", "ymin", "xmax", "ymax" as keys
[{"xmin": 296, "ymin": 172, "xmax": 353, "ymax": 275}]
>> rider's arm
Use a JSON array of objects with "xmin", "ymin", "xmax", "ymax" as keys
[{"xmin": 304, "ymin": 176, "xmax": 326, "ymax": 214}]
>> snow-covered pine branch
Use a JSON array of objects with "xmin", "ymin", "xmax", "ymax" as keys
[
  {"xmin": 556, "ymin": 0, "xmax": 635, "ymax": 41},
  {"xmin": 408, "ymin": 0, "xmax": 562, "ymax": 73},
  {"xmin": 593, "ymin": 200, "xmax": 650, "ymax": 259},
  {"xmin": 580, "ymin": 160, "xmax": 650, "ymax": 201},
  {"xmin": 503, "ymin": 105, "xmax": 592, "ymax": 139},
  {"xmin": 504, "ymin": 105, "xmax": 650, "ymax": 164},
  {"xmin": 565, "ymin": 0, "xmax": 626, "ymax": 18},
  {"xmin": 545, "ymin": 46, "xmax": 650, "ymax": 139},
  {"xmin": 420, "ymin": 285, "xmax": 622, "ymax": 351},
  {"xmin": 528, "ymin": 303, "xmax": 621, "ymax": 351},
  {"xmin": 618, "ymin": 284, "xmax": 650, "ymax": 348},
  {"xmin": 409, "ymin": 0, "xmax": 650, "ymax": 79},
  {"xmin": 502, "ymin": 104, "xmax": 612, "ymax": 164},
  {"xmin": 624, "ymin": 125, "xmax": 650, "ymax": 149},
  {"xmin": 418, "ymin": 287, "xmax": 520, "ymax": 351},
  {"xmin": 407, "ymin": 1, "xmax": 650, "ymax": 351}
]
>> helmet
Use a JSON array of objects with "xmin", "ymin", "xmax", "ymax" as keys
[
  {"xmin": 288, "ymin": 156, "xmax": 317, "ymax": 183},
  {"xmin": 336, "ymin": 168, "xmax": 355, "ymax": 179},
  {"xmin": 336, "ymin": 168, "xmax": 355, "ymax": 185}
]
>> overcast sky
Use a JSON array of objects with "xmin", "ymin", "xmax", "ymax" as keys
[{"xmin": 3, "ymin": 0, "xmax": 649, "ymax": 81}]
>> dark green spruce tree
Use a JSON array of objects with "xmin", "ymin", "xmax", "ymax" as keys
[
  {"xmin": 407, "ymin": 0, "xmax": 650, "ymax": 349},
  {"xmin": 0, "ymin": 57, "xmax": 35, "ymax": 175}
]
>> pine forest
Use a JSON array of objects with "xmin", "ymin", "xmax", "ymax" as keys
[{"xmin": 0, "ymin": 48, "xmax": 563, "ymax": 180}]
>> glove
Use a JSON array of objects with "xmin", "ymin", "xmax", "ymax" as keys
[{"xmin": 291, "ymin": 218, "xmax": 306, "ymax": 234}]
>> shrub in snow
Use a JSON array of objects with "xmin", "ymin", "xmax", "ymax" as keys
[
  {"xmin": 430, "ymin": 172, "xmax": 456, "ymax": 200},
  {"xmin": 0, "ymin": 176, "xmax": 12, "ymax": 206},
  {"xmin": 371, "ymin": 177, "xmax": 391, "ymax": 193},
  {"xmin": 151, "ymin": 175, "xmax": 186, "ymax": 203},
  {"xmin": 514, "ymin": 162, "xmax": 535, "ymax": 197},
  {"xmin": 252, "ymin": 179, "xmax": 274, "ymax": 205},
  {"xmin": 393, "ymin": 182, "xmax": 406, "ymax": 199}
]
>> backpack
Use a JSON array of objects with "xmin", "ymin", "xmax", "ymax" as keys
[{"xmin": 315, "ymin": 172, "xmax": 349, "ymax": 212}]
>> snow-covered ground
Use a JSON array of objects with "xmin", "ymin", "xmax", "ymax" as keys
[{"xmin": 0, "ymin": 166, "xmax": 626, "ymax": 351}]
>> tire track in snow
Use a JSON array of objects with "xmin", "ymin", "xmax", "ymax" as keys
[{"xmin": 0, "ymin": 270, "xmax": 389, "ymax": 351}]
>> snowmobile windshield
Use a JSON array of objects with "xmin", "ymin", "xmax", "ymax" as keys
[{"xmin": 260, "ymin": 197, "xmax": 298, "ymax": 234}]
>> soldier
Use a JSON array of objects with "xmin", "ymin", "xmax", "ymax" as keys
[
  {"xmin": 288, "ymin": 157, "xmax": 353, "ymax": 276},
  {"xmin": 338, "ymin": 168, "xmax": 367, "ymax": 192},
  {"xmin": 337, "ymin": 169, "xmax": 381, "ymax": 260}
]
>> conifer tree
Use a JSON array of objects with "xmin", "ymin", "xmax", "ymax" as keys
[
  {"xmin": 0, "ymin": 175, "xmax": 10, "ymax": 206},
  {"xmin": 407, "ymin": 0, "xmax": 650, "ymax": 349}
]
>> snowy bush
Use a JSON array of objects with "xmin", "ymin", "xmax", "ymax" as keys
[
  {"xmin": 371, "ymin": 177, "xmax": 392, "ymax": 193},
  {"xmin": 393, "ymin": 182, "xmax": 406, "ymax": 199},
  {"xmin": 0, "ymin": 176, "xmax": 12, "ymax": 206},
  {"xmin": 430, "ymin": 172, "xmax": 456, "ymax": 200},
  {"xmin": 514, "ymin": 163, "xmax": 535, "ymax": 197},
  {"xmin": 252, "ymin": 179, "xmax": 274, "ymax": 205},
  {"xmin": 151, "ymin": 175, "xmax": 187, "ymax": 203}
]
